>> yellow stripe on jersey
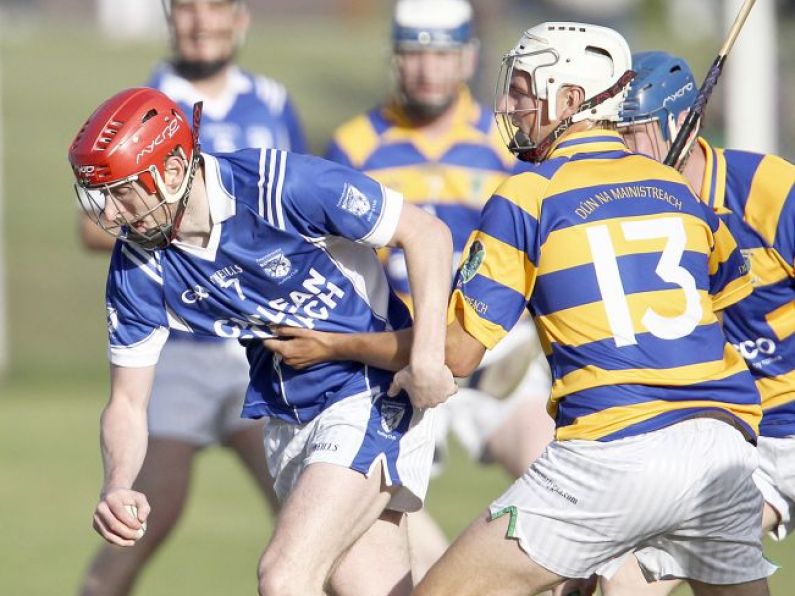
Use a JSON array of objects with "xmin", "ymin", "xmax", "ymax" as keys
[
  {"xmin": 551, "ymin": 343, "xmax": 749, "ymax": 404},
  {"xmin": 490, "ymin": 171, "xmax": 549, "ymax": 219},
  {"xmin": 540, "ymin": 213, "xmax": 712, "ymax": 275},
  {"xmin": 542, "ymin": 154, "xmax": 689, "ymax": 199},
  {"xmin": 766, "ymin": 300, "xmax": 795, "ymax": 342},
  {"xmin": 758, "ymin": 369, "xmax": 795, "ymax": 411},
  {"xmin": 555, "ymin": 398, "xmax": 761, "ymax": 441},
  {"xmin": 460, "ymin": 232, "xmax": 536, "ymax": 298},
  {"xmin": 746, "ymin": 247, "xmax": 794, "ymax": 287},
  {"xmin": 744, "ymin": 155, "xmax": 795, "ymax": 249},
  {"xmin": 330, "ymin": 114, "xmax": 380, "ymax": 170},
  {"xmin": 537, "ymin": 289, "xmax": 717, "ymax": 348},
  {"xmin": 448, "ymin": 288, "xmax": 508, "ymax": 349},
  {"xmin": 708, "ymin": 220, "xmax": 741, "ymax": 276},
  {"xmin": 711, "ymin": 275, "xmax": 753, "ymax": 312},
  {"xmin": 551, "ymin": 139, "xmax": 628, "ymax": 159}
]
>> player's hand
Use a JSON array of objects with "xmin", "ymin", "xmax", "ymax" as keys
[
  {"xmin": 388, "ymin": 363, "xmax": 457, "ymax": 409},
  {"xmin": 92, "ymin": 487, "xmax": 150, "ymax": 547},
  {"xmin": 262, "ymin": 326, "xmax": 338, "ymax": 369}
]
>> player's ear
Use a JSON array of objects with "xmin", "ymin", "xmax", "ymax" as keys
[
  {"xmin": 163, "ymin": 154, "xmax": 187, "ymax": 192},
  {"xmin": 560, "ymin": 85, "xmax": 585, "ymax": 119}
]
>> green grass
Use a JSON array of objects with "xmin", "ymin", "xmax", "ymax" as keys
[{"xmin": 2, "ymin": 15, "xmax": 795, "ymax": 596}]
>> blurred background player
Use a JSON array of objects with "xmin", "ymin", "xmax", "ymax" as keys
[
  {"xmin": 322, "ymin": 0, "xmax": 554, "ymax": 578},
  {"xmin": 603, "ymin": 50, "xmax": 795, "ymax": 596},
  {"xmin": 79, "ymin": 2, "xmax": 307, "ymax": 595}
]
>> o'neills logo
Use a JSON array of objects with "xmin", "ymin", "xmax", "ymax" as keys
[{"xmin": 136, "ymin": 118, "xmax": 181, "ymax": 164}]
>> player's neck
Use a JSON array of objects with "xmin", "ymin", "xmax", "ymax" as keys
[
  {"xmin": 174, "ymin": 167, "xmax": 212, "ymax": 248},
  {"xmin": 681, "ymin": 141, "xmax": 707, "ymax": 199}
]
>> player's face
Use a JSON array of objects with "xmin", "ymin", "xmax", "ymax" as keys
[
  {"xmin": 101, "ymin": 181, "xmax": 172, "ymax": 239},
  {"xmin": 395, "ymin": 47, "xmax": 469, "ymax": 115},
  {"xmin": 620, "ymin": 121, "xmax": 669, "ymax": 162},
  {"xmin": 504, "ymin": 70, "xmax": 544, "ymax": 141},
  {"xmin": 170, "ymin": 0, "xmax": 247, "ymax": 66}
]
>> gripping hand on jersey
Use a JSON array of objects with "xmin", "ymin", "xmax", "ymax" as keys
[
  {"xmin": 388, "ymin": 362, "xmax": 457, "ymax": 409},
  {"xmin": 263, "ymin": 325, "xmax": 339, "ymax": 369}
]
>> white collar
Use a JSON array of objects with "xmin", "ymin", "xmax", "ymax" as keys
[{"xmin": 157, "ymin": 64, "xmax": 252, "ymax": 120}]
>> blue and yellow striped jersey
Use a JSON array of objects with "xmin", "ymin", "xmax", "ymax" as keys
[
  {"xmin": 325, "ymin": 89, "xmax": 515, "ymax": 299},
  {"xmin": 696, "ymin": 138, "xmax": 795, "ymax": 438},
  {"xmin": 449, "ymin": 129, "xmax": 761, "ymax": 442}
]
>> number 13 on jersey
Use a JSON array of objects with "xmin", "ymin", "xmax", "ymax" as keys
[{"xmin": 586, "ymin": 216, "xmax": 703, "ymax": 347}]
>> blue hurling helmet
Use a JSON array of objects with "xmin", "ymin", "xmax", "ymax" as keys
[
  {"xmin": 619, "ymin": 51, "xmax": 698, "ymax": 142},
  {"xmin": 392, "ymin": 0, "xmax": 473, "ymax": 49}
]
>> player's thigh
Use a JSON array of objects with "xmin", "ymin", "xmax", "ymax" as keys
[
  {"xmin": 135, "ymin": 437, "xmax": 198, "ymax": 535},
  {"xmin": 688, "ymin": 578, "xmax": 770, "ymax": 596},
  {"xmin": 329, "ymin": 509, "xmax": 412, "ymax": 596},
  {"xmin": 415, "ymin": 509, "xmax": 564, "ymax": 596},
  {"xmin": 486, "ymin": 391, "xmax": 554, "ymax": 477},
  {"xmin": 264, "ymin": 461, "xmax": 396, "ymax": 574}
]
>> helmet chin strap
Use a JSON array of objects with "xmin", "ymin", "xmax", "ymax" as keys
[{"xmin": 514, "ymin": 70, "xmax": 636, "ymax": 163}]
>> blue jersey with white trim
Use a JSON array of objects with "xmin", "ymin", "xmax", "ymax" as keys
[
  {"xmin": 696, "ymin": 138, "xmax": 795, "ymax": 438},
  {"xmin": 146, "ymin": 64, "xmax": 308, "ymax": 346},
  {"xmin": 325, "ymin": 89, "xmax": 515, "ymax": 300},
  {"xmin": 148, "ymin": 63, "xmax": 307, "ymax": 155},
  {"xmin": 105, "ymin": 150, "xmax": 411, "ymax": 423},
  {"xmin": 449, "ymin": 130, "xmax": 761, "ymax": 442}
]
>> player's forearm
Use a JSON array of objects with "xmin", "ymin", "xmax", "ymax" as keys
[
  {"xmin": 99, "ymin": 397, "xmax": 148, "ymax": 493},
  {"xmin": 401, "ymin": 218, "xmax": 453, "ymax": 367},
  {"xmin": 336, "ymin": 328, "xmax": 413, "ymax": 371}
]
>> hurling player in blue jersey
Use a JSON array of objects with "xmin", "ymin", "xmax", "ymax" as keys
[
  {"xmin": 320, "ymin": 0, "xmax": 553, "ymax": 579},
  {"xmin": 268, "ymin": 22, "xmax": 774, "ymax": 595},
  {"xmin": 78, "ymin": 2, "xmax": 307, "ymax": 595},
  {"xmin": 69, "ymin": 87, "xmax": 456, "ymax": 596},
  {"xmin": 601, "ymin": 51, "xmax": 795, "ymax": 596}
]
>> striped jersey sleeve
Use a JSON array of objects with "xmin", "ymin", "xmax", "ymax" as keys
[
  {"xmin": 448, "ymin": 171, "xmax": 546, "ymax": 349},
  {"xmin": 262, "ymin": 150, "xmax": 402, "ymax": 248}
]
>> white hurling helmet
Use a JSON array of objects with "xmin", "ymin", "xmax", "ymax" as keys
[{"xmin": 496, "ymin": 22, "xmax": 634, "ymax": 162}]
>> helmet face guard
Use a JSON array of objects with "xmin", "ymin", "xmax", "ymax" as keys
[
  {"xmin": 74, "ymin": 148, "xmax": 199, "ymax": 250},
  {"xmin": 494, "ymin": 43, "xmax": 559, "ymax": 159}
]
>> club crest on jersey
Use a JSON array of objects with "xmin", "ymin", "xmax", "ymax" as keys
[
  {"xmin": 380, "ymin": 399, "xmax": 406, "ymax": 433},
  {"xmin": 459, "ymin": 240, "xmax": 486, "ymax": 284},
  {"xmin": 257, "ymin": 250, "xmax": 294, "ymax": 282},
  {"xmin": 337, "ymin": 183, "xmax": 374, "ymax": 219}
]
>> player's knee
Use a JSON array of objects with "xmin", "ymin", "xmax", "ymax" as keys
[{"xmin": 258, "ymin": 552, "xmax": 321, "ymax": 596}]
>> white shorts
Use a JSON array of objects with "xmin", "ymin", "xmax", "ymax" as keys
[
  {"xmin": 489, "ymin": 418, "xmax": 775, "ymax": 584},
  {"xmin": 148, "ymin": 338, "xmax": 260, "ymax": 446},
  {"xmin": 753, "ymin": 435, "xmax": 795, "ymax": 540},
  {"xmin": 263, "ymin": 386, "xmax": 435, "ymax": 513}
]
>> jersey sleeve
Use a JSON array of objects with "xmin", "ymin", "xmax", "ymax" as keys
[
  {"xmin": 105, "ymin": 243, "xmax": 170, "ymax": 367},
  {"xmin": 707, "ymin": 210, "xmax": 753, "ymax": 311},
  {"xmin": 448, "ymin": 174, "xmax": 541, "ymax": 349},
  {"xmin": 278, "ymin": 153, "xmax": 402, "ymax": 248}
]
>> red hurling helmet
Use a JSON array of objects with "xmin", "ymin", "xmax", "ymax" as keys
[{"xmin": 68, "ymin": 87, "xmax": 202, "ymax": 249}]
